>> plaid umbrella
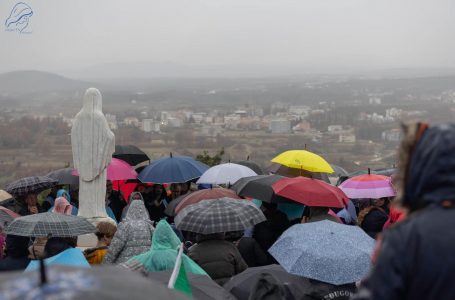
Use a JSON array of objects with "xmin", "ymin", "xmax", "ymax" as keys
[
  {"xmin": 175, "ymin": 198, "xmax": 266, "ymax": 234},
  {"xmin": 5, "ymin": 176, "xmax": 58, "ymax": 198},
  {"xmin": 174, "ymin": 188, "xmax": 240, "ymax": 215},
  {"xmin": 5, "ymin": 212, "xmax": 96, "ymax": 237},
  {"xmin": 0, "ymin": 266, "xmax": 187, "ymax": 300},
  {"xmin": 46, "ymin": 168, "xmax": 79, "ymax": 185}
]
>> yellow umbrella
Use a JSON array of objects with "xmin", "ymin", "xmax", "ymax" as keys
[{"xmin": 271, "ymin": 150, "xmax": 334, "ymax": 173}]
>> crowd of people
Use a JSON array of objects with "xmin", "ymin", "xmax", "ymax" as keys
[{"xmin": 0, "ymin": 121, "xmax": 454, "ymax": 300}]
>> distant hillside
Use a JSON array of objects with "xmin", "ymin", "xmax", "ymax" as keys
[{"xmin": 0, "ymin": 70, "xmax": 92, "ymax": 94}]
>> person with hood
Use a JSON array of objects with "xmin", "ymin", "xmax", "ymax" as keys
[
  {"xmin": 103, "ymin": 200, "xmax": 154, "ymax": 264},
  {"xmin": 122, "ymin": 220, "xmax": 207, "ymax": 275},
  {"xmin": 353, "ymin": 122, "xmax": 455, "ymax": 300},
  {"xmin": 120, "ymin": 192, "xmax": 145, "ymax": 221},
  {"xmin": 49, "ymin": 197, "xmax": 78, "ymax": 215},
  {"xmin": 0, "ymin": 235, "xmax": 31, "ymax": 271},
  {"xmin": 84, "ymin": 222, "xmax": 117, "ymax": 265},
  {"xmin": 188, "ymin": 233, "xmax": 248, "ymax": 285}
]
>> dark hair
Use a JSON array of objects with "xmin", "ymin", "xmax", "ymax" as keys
[
  {"xmin": 44, "ymin": 237, "xmax": 77, "ymax": 258},
  {"xmin": 5, "ymin": 235, "xmax": 30, "ymax": 258}
]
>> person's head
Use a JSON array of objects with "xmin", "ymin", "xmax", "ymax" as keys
[
  {"xmin": 373, "ymin": 198, "xmax": 389, "ymax": 208},
  {"xmin": 5, "ymin": 235, "xmax": 29, "ymax": 258},
  {"xmin": 152, "ymin": 184, "xmax": 164, "ymax": 196},
  {"xmin": 95, "ymin": 222, "xmax": 117, "ymax": 247},
  {"xmin": 44, "ymin": 237, "xmax": 77, "ymax": 258},
  {"xmin": 393, "ymin": 122, "xmax": 455, "ymax": 212},
  {"xmin": 24, "ymin": 193, "xmax": 37, "ymax": 206},
  {"xmin": 180, "ymin": 182, "xmax": 190, "ymax": 194},
  {"xmin": 56, "ymin": 189, "xmax": 71, "ymax": 202},
  {"xmin": 129, "ymin": 192, "xmax": 144, "ymax": 202},
  {"xmin": 169, "ymin": 183, "xmax": 181, "ymax": 197},
  {"xmin": 52, "ymin": 197, "xmax": 72, "ymax": 215},
  {"xmin": 195, "ymin": 233, "xmax": 225, "ymax": 243},
  {"xmin": 309, "ymin": 206, "xmax": 330, "ymax": 218}
]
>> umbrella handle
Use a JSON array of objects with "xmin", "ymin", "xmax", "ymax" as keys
[{"xmin": 39, "ymin": 258, "xmax": 47, "ymax": 285}]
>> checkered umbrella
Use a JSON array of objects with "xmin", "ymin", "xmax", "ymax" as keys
[
  {"xmin": 5, "ymin": 212, "xmax": 96, "ymax": 237},
  {"xmin": 5, "ymin": 176, "xmax": 58, "ymax": 198},
  {"xmin": 175, "ymin": 197, "xmax": 266, "ymax": 234}
]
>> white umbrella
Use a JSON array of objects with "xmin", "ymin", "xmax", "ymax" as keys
[{"xmin": 196, "ymin": 163, "xmax": 257, "ymax": 185}]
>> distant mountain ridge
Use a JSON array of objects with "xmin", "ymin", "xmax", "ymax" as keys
[{"xmin": 0, "ymin": 70, "xmax": 92, "ymax": 94}]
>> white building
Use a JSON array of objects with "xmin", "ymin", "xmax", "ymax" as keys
[
  {"xmin": 142, "ymin": 119, "xmax": 160, "ymax": 133},
  {"xmin": 270, "ymin": 119, "xmax": 291, "ymax": 133},
  {"xmin": 167, "ymin": 117, "xmax": 183, "ymax": 128},
  {"xmin": 328, "ymin": 125, "xmax": 343, "ymax": 133},
  {"xmin": 382, "ymin": 129, "xmax": 401, "ymax": 142},
  {"xmin": 105, "ymin": 114, "xmax": 118, "ymax": 130},
  {"xmin": 339, "ymin": 133, "xmax": 356, "ymax": 143}
]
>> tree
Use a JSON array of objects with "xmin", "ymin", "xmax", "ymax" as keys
[{"xmin": 196, "ymin": 148, "xmax": 225, "ymax": 167}]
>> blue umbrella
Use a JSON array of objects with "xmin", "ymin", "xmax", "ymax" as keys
[
  {"xmin": 269, "ymin": 220, "xmax": 375, "ymax": 285},
  {"xmin": 138, "ymin": 154, "xmax": 209, "ymax": 184},
  {"xmin": 25, "ymin": 248, "xmax": 90, "ymax": 271}
]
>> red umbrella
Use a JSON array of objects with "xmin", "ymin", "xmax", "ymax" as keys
[
  {"xmin": 0, "ymin": 206, "xmax": 20, "ymax": 226},
  {"xmin": 175, "ymin": 188, "xmax": 241, "ymax": 215},
  {"xmin": 272, "ymin": 176, "xmax": 348, "ymax": 208},
  {"xmin": 72, "ymin": 158, "xmax": 138, "ymax": 181}
]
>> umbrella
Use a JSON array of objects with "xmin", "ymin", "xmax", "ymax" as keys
[
  {"xmin": 25, "ymin": 248, "xmax": 90, "ymax": 271},
  {"xmin": 5, "ymin": 212, "xmax": 96, "ymax": 237},
  {"xmin": 113, "ymin": 145, "xmax": 150, "ymax": 166},
  {"xmin": 175, "ymin": 198, "xmax": 266, "ymax": 234},
  {"xmin": 235, "ymin": 160, "xmax": 264, "ymax": 175},
  {"xmin": 339, "ymin": 171, "xmax": 395, "ymax": 199},
  {"xmin": 231, "ymin": 174, "xmax": 289, "ymax": 203},
  {"xmin": 196, "ymin": 163, "xmax": 257, "ymax": 185},
  {"xmin": 269, "ymin": 221, "xmax": 375, "ymax": 285},
  {"xmin": 5, "ymin": 176, "xmax": 58, "ymax": 198},
  {"xmin": 164, "ymin": 194, "xmax": 187, "ymax": 217},
  {"xmin": 72, "ymin": 158, "xmax": 138, "ymax": 181},
  {"xmin": 46, "ymin": 168, "xmax": 79, "ymax": 185},
  {"xmin": 0, "ymin": 265, "xmax": 187, "ymax": 300},
  {"xmin": 174, "ymin": 188, "xmax": 240, "ymax": 215},
  {"xmin": 148, "ymin": 270, "xmax": 237, "ymax": 300},
  {"xmin": 0, "ymin": 206, "xmax": 20, "ymax": 227},
  {"xmin": 138, "ymin": 154, "xmax": 209, "ymax": 184},
  {"xmin": 271, "ymin": 150, "xmax": 334, "ymax": 173},
  {"xmin": 0, "ymin": 190, "xmax": 12, "ymax": 202},
  {"xmin": 330, "ymin": 164, "xmax": 349, "ymax": 177},
  {"xmin": 224, "ymin": 264, "xmax": 311, "ymax": 300},
  {"xmin": 267, "ymin": 163, "xmax": 331, "ymax": 183},
  {"xmin": 272, "ymin": 177, "xmax": 349, "ymax": 208}
]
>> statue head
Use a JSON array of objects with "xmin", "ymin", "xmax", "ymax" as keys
[{"xmin": 82, "ymin": 88, "xmax": 103, "ymax": 114}]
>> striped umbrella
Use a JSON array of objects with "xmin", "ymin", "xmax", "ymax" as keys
[{"xmin": 339, "ymin": 170, "xmax": 395, "ymax": 199}]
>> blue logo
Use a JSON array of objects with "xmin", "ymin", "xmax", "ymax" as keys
[{"xmin": 5, "ymin": 2, "xmax": 33, "ymax": 33}]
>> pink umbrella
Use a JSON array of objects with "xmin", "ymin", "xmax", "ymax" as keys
[
  {"xmin": 72, "ymin": 158, "xmax": 138, "ymax": 181},
  {"xmin": 339, "ymin": 173, "xmax": 395, "ymax": 199},
  {"xmin": 0, "ymin": 206, "xmax": 20, "ymax": 226}
]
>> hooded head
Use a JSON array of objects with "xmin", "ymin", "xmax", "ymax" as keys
[
  {"xmin": 5, "ymin": 235, "xmax": 29, "ymax": 258},
  {"xmin": 124, "ymin": 200, "xmax": 149, "ymax": 221},
  {"xmin": 129, "ymin": 192, "xmax": 144, "ymax": 202},
  {"xmin": 396, "ymin": 122, "xmax": 455, "ymax": 211},
  {"xmin": 56, "ymin": 189, "xmax": 71, "ymax": 203},
  {"xmin": 151, "ymin": 220, "xmax": 181, "ymax": 251},
  {"xmin": 52, "ymin": 197, "xmax": 72, "ymax": 215}
]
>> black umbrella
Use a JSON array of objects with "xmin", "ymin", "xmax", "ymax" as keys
[
  {"xmin": 231, "ymin": 174, "xmax": 289, "ymax": 203},
  {"xmin": 267, "ymin": 163, "xmax": 330, "ymax": 183},
  {"xmin": 223, "ymin": 264, "xmax": 309, "ymax": 300},
  {"xmin": 0, "ymin": 265, "xmax": 187, "ymax": 300},
  {"xmin": 224, "ymin": 264, "xmax": 356, "ymax": 300},
  {"xmin": 46, "ymin": 168, "xmax": 79, "ymax": 185},
  {"xmin": 113, "ymin": 145, "xmax": 150, "ymax": 166},
  {"xmin": 148, "ymin": 270, "xmax": 237, "ymax": 300},
  {"xmin": 236, "ymin": 160, "xmax": 264, "ymax": 175},
  {"xmin": 5, "ymin": 176, "xmax": 58, "ymax": 198},
  {"xmin": 329, "ymin": 164, "xmax": 349, "ymax": 177}
]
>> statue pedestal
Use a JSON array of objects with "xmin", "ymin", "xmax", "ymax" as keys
[{"xmin": 77, "ymin": 216, "xmax": 117, "ymax": 249}]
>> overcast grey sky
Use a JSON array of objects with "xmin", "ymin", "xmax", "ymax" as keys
[{"xmin": 1, "ymin": 0, "xmax": 455, "ymax": 76}]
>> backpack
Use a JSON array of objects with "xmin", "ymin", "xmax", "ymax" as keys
[{"xmin": 248, "ymin": 273, "xmax": 296, "ymax": 300}]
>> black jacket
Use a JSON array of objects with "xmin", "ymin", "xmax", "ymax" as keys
[
  {"xmin": 354, "ymin": 206, "xmax": 455, "ymax": 300},
  {"xmin": 236, "ymin": 237, "xmax": 269, "ymax": 267},
  {"xmin": 188, "ymin": 239, "xmax": 248, "ymax": 285},
  {"xmin": 107, "ymin": 190, "xmax": 126, "ymax": 222},
  {"xmin": 0, "ymin": 235, "xmax": 31, "ymax": 271}
]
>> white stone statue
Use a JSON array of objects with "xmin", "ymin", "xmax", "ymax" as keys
[{"xmin": 71, "ymin": 88, "xmax": 115, "ymax": 221}]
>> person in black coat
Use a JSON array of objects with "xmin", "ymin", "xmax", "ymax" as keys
[
  {"xmin": 106, "ymin": 180, "xmax": 126, "ymax": 222},
  {"xmin": 358, "ymin": 199, "xmax": 389, "ymax": 239},
  {"xmin": 253, "ymin": 202, "xmax": 290, "ymax": 264},
  {"xmin": 353, "ymin": 122, "xmax": 455, "ymax": 300},
  {"xmin": 0, "ymin": 235, "xmax": 31, "ymax": 271}
]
